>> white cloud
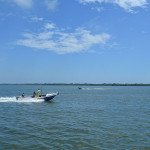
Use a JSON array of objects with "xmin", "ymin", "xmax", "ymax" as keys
[
  {"xmin": 114, "ymin": 0, "xmax": 147, "ymax": 11},
  {"xmin": 10, "ymin": 0, "xmax": 33, "ymax": 8},
  {"xmin": 31, "ymin": 17, "xmax": 43, "ymax": 21},
  {"xmin": 45, "ymin": 0, "xmax": 59, "ymax": 11},
  {"xmin": 78, "ymin": 0, "xmax": 148, "ymax": 12},
  {"xmin": 15, "ymin": 25, "xmax": 111, "ymax": 54},
  {"xmin": 45, "ymin": 23, "xmax": 56, "ymax": 29}
]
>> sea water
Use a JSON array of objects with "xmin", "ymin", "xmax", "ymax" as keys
[{"xmin": 0, "ymin": 85, "xmax": 150, "ymax": 149}]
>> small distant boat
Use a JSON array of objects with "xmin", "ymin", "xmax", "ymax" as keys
[
  {"xmin": 16, "ymin": 92, "xmax": 59, "ymax": 101},
  {"xmin": 78, "ymin": 87, "xmax": 86, "ymax": 90}
]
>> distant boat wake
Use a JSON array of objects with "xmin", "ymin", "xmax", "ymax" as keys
[
  {"xmin": 78, "ymin": 87, "xmax": 107, "ymax": 90},
  {"xmin": 0, "ymin": 97, "xmax": 44, "ymax": 103}
]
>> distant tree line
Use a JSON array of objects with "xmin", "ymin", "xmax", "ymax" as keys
[{"xmin": 1, "ymin": 83, "xmax": 150, "ymax": 86}]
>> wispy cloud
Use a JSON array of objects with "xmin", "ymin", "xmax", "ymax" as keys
[
  {"xmin": 11, "ymin": 0, "xmax": 33, "ymax": 8},
  {"xmin": 31, "ymin": 17, "xmax": 44, "ymax": 22},
  {"xmin": 45, "ymin": 0, "xmax": 59, "ymax": 11},
  {"xmin": 45, "ymin": 23, "xmax": 56, "ymax": 29},
  {"xmin": 78, "ymin": 0, "xmax": 148, "ymax": 12},
  {"xmin": 1, "ymin": 0, "xmax": 59, "ymax": 10},
  {"xmin": 15, "ymin": 24, "xmax": 111, "ymax": 54}
]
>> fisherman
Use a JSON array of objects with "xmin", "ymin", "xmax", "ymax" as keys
[
  {"xmin": 22, "ymin": 93, "xmax": 24, "ymax": 98},
  {"xmin": 37, "ymin": 89, "xmax": 40, "ymax": 98},
  {"xmin": 33, "ymin": 91, "xmax": 36, "ymax": 98}
]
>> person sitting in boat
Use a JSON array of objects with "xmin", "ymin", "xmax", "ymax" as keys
[
  {"xmin": 37, "ymin": 89, "xmax": 40, "ymax": 98},
  {"xmin": 33, "ymin": 91, "xmax": 36, "ymax": 98},
  {"xmin": 22, "ymin": 93, "xmax": 24, "ymax": 98}
]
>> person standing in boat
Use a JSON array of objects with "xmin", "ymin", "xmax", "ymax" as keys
[
  {"xmin": 22, "ymin": 93, "xmax": 24, "ymax": 98},
  {"xmin": 33, "ymin": 91, "xmax": 36, "ymax": 98},
  {"xmin": 37, "ymin": 89, "xmax": 40, "ymax": 98}
]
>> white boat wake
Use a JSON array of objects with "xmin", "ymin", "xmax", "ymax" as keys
[
  {"xmin": 0, "ymin": 97, "xmax": 44, "ymax": 103},
  {"xmin": 78, "ymin": 87, "xmax": 109, "ymax": 90}
]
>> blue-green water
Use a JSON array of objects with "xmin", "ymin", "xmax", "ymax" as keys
[{"xmin": 0, "ymin": 85, "xmax": 150, "ymax": 149}]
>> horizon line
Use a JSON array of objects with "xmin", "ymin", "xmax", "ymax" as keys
[{"xmin": 0, "ymin": 83, "xmax": 150, "ymax": 86}]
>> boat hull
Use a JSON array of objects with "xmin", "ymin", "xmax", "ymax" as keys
[{"xmin": 44, "ymin": 95, "xmax": 55, "ymax": 101}]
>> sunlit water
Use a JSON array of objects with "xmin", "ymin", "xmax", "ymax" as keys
[{"xmin": 0, "ymin": 85, "xmax": 150, "ymax": 149}]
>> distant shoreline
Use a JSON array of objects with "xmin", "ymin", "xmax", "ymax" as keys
[{"xmin": 0, "ymin": 83, "xmax": 150, "ymax": 86}]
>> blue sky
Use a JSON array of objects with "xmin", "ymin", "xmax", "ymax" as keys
[{"xmin": 0, "ymin": 0, "xmax": 150, "ymax": 84}]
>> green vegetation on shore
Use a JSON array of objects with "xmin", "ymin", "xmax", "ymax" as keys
[{"xmin": 0, "ymin": 83, "xmax": 150, "ymax": 86}]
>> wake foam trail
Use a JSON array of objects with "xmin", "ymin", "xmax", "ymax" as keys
[
  {"xmin": 81, "ymin": 88, "xmax": 107, "ymax": 90},
  {"xmin": 0, "ymin": 97, "xmax": 44, "ymax": 103}
]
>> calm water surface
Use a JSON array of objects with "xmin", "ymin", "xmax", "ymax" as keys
[{"xmin": 0, "ymin": 85, "xmax": 150, "ymax": 149}]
